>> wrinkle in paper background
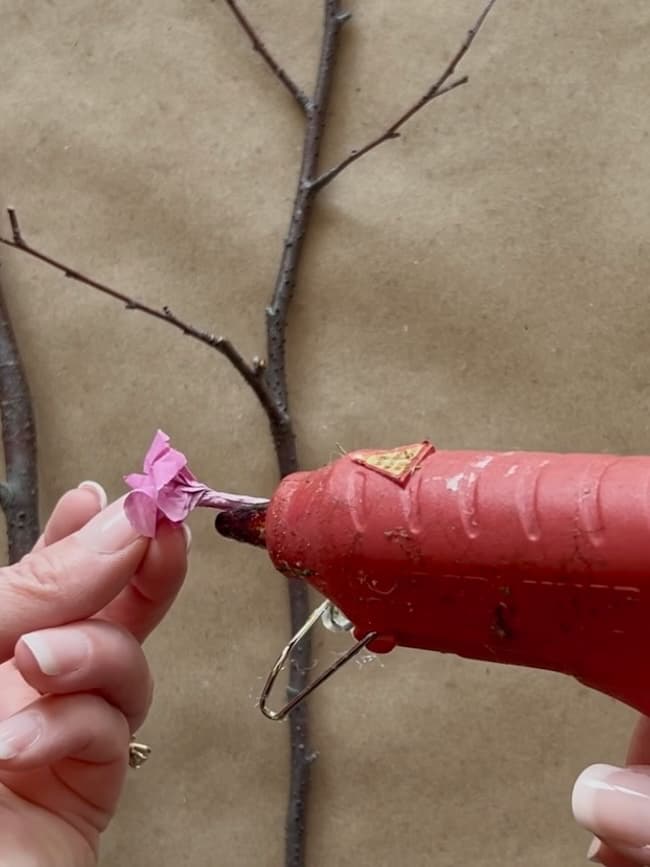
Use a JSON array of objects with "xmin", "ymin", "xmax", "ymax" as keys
[{"xmin": 2, "ymin": 1, "xmax": 650, "ymax": 864}]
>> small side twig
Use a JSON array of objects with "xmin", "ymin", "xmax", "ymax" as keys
[
  {"xmin": 0, "ymin": 271, "xmax": 38, "ymax": 563},
  {"xmin": 8, "ymin": 209, "xmax": 24, "ymax": 246},
  {"xmin": 311, "ymin": 0, "xmax": 497, "ymax": 191},
  {"xmin": 0, "ymin": 210, "xmax": 285, "ymax": 427},
  {"xmin": 222, "ymin": 0, "xmax": 310, "ymax": 114}
]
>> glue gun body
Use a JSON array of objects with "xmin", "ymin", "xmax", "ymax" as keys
[{"xmin": 252, "ymin": 443, "xmax": 650, "ymax": 716}]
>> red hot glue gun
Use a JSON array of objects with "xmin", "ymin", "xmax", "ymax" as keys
[{"xmin": 215, "ymin": 441, "xmax": 650, "ymax": 720}]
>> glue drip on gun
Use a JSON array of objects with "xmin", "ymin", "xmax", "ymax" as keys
[{"xmin": 215, "ymin": 441, "xmax": 650, "ymax": 721}]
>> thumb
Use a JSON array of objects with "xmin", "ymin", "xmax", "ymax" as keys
[
  {"xmin": 573, "ymin": 763, "xmax": 650, "ymax": 856},
  {"xmin": 0, "ymin": 496, "xmax": 147, "ymax": 661}
]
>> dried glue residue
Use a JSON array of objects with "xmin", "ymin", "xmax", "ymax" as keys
[
  {"xmin": 446, "ymin": 472, "xmax": 463, "ymax": 492},
  {"xmin": 472, "ymin": 455, "xmax": 494, "ymax": 469},
  {"xmin": 354, "ymin": 651, "xmax": 383, "ymax": 669}
]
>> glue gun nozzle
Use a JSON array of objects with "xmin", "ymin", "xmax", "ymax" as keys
[{"xmin": 215, "ymin": 505, "xmax": 268, "ymax": 548}]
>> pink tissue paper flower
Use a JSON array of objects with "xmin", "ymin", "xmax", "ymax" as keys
[{"xmin": 124, "ymin": 430, "xmax": 268, "ymax": 537}]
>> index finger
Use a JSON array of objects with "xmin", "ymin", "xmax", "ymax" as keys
[
  {"xmin": 32, "ymin": 482, "xmax": 107, "ymax": 552},
  {"xmin": 0, "ymin": 498, "xmax": 147, "ymax": 661},
  {"xmin": 96, "ymin": 519, "xmax": 189, "ymax": 642}
]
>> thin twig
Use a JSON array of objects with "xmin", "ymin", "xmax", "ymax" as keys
[
  {"xmin": 222, "ymin": 0, "xmax": 310, "ymax": 114},
  {"xmin": 311, "ymin": 0, "xmax": 497, "ymax": 191},
  {"xmin": 8, "ymin": 209, "xmax": 23, "ymax": 246},
  {"xmin": 0, "ymin": 272, "xmax": 39, "ymax": 563},
  {"xmin": 0, "ymin": 211, "xmax": 285, "ymax": 427},
  {"xmin": 261, "ymin": 3, "xmax": 350, "ymax": 865}
]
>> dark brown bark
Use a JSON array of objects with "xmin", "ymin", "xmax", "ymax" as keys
[
  {"xmin": 0, "ymin": 274, "xmax": 39, "ymax": 562},
  {"xmin": 262, "ymin": 5, "xmax": 350, "ymax": 862}
]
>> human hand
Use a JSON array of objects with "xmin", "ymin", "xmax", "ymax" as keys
[
  {"xmin": 572, "ymin": 717, "xmax": 650, "ymax": 865},
  {"xmin": 0, "ymin": 482, "xmax": 188, "ymax": 867}
]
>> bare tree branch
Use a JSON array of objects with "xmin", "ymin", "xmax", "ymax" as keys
[
  {"xmin": 222, "ymin": 0, "xmax": 310, "ymax": 114},
  {"xmin": 265, "ymin": 4, "xmax": 349, "ymax": 432},
  {"xmin": 0, "ymin": 210, "xmax": 286, "ymax": 428},
  {"xmin": 261, "ymin": 5, "xmax": 350, "ymax": 864},
  {"xmin": 311, "ymin": 0, "xmax": 497, "ymax": 191},
  {"xmin": 0, "ymin": 271, "xmax": 39, "ymax": 563}
]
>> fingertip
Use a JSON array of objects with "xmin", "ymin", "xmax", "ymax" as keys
[
  {"xmin": 94, "ymin": 517, "xmax": 188, "ymax": 642},
  {"xmin": 78, "ymin": 480, "xmax": 108, "ymax": 510},
  {"xmin": 148, "ymin": 520, "xmax": 189, "ymax": 578},
  {"xmin": 0, "ymin": 694, "xmax": 131, "ymax": 772},
  {"xmin": 152, "ymin": 517, "xmax": 188, "ymax": 550},
  {"xmin": 572, "ymin": 764, "xmax": 620, "ymax": 830},
  {"xmin": 37, "ymin": 485, "xmax": 107, "ymax": 550},
  {"xmin": 73, "ymin": 495, "xmax": 143, "ymax": 554},
  {"xmin": 587, "ymin": 837, "xmax": 602, "ymax": 862},
  {"xmin": 589, "ymin": 840, "xmax": 650, "ymax": 866}
]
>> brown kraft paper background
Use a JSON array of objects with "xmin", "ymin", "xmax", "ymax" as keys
[{"xmin": 3, "ymin": 1, "xmax": 650, "ymax": 864}]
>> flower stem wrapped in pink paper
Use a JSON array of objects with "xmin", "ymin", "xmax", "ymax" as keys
[{"xmin": 124, "ymin": 430, "xmax": 268, "ymax": 537}]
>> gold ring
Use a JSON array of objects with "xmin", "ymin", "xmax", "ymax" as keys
[{"xmin": 128, "ymin": 737, "xmax": 152, "ymax": 769}]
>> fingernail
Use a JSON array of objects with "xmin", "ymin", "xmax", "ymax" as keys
[
  {"xmin": 183, "ymin": 524, "xmax": 192, "ymax": 552},
  {"xmin": 0, "ymin": 711, "xmax": 42, "ymax": 759},
  {"xmin": 21, "ymin": 628, "xmax": 90, "ymax": 676},
  {"xmin": 586, "ymin": 837, "xmax": 601, "ymax": 862},
  {"xmin": 78, "ymin": 480, "xmax": 108, "ymax": 510},
  {"xmin": 573, "ymin": 763, "xmax": 650, "ymax": 848},
  {"xmin": 75, "ymin": 496, "xmax": 140, "ymax": 553}
]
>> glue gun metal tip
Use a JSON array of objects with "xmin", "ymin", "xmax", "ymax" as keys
[{"xmin": 215, "ymin": 504, "xmax": 268, "ymax": 548}]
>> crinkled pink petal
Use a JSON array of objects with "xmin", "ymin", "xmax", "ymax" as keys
[
  {"xmin": 156, "ymin": 484, "xmax": 195, "ymax": 523},
  {"xmin": 123, "ymin": 471, "xmax": 155, "ymax": 491},
  {"xmin": 124, "ymin": 490, "xmax": 159, "ymax": 538},
  {"xmin": 143, "ymin": 430, "xmax": 174, "ymax": 472},
  {"xmin": 176, "ymin": 466, "xmax": 198, "ymax": 485},
  {"xmin": 150, "ymin": 453, "xmax": 187, "ymax": 489},
  {"xmin": 142, "ymin": 430, "xmax": 189, "ymax": 487}
]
